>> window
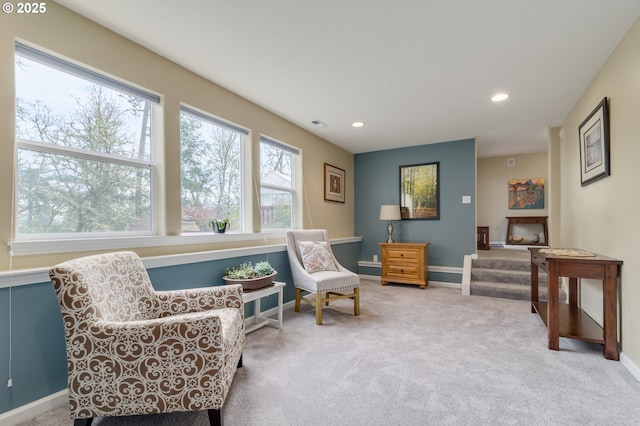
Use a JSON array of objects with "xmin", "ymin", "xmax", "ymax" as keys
[
  {"xmin": 180, "ymin": 106, "xmax": 246, "ymax": 233},
  {"xmin": 14, "ymin": 43, "xmax": 158, "ymax": 237},
  {"xmin": 260, "ymin": 136, "xmax": 299, "ymax": 229}
]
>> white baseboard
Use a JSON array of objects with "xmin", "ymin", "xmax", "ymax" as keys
[
  {"xmin": 0, "ymin": 389, "xmax": 67, "ymax": 426},
  {"xmin": 358, "ymin": 274, "xmax": 459, "ymax": 289},
  {"xmin": 621, "ymin": 352, "xmax": 640, "ymax": 382}
]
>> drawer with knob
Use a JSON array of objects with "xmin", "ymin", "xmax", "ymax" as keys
[{"xmin": 379, "ymin": 242, "xmax": 430, "ymax": 289}]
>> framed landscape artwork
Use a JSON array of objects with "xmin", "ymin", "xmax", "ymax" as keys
[
  {"xmin": 324, "ymin": 163, "xmax": 345, "ymax": 203},
  {"xmin": 399, "ymin": 162, "xmax": 440, "ymax": 220},
  {"xmin": 579, "ymin": 97, "xmax": 610, "ymax": 186},
  {"xmin": 508, "ymin": 178, "xmax": 545, "ymax": 209}
]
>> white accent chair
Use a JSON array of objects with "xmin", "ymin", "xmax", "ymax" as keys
[
  {"xmin": 49, "ymin": 251, "xmax": 245, "ymax": 426},
  {"xmin": 286, "ymin": 229, "xmax": 360, "ymax": 325}
]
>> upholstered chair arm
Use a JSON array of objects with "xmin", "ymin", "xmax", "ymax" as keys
[
  {"xmin": 88, "ymin": 311, "xmax": 227, "ymax": 358},
  {"xmin": 65, "ymin": 311, "xmax": 241, "ymax": 417},
  {"xmin": 154, "ymin": 284, "xmax": 244, "ymax": 317}
]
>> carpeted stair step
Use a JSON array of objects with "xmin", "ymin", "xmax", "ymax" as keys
[
  {"xmin": 470, "ymin": 281, "xmax": 565, "ymax": 302},
  {"xmin": 471, "ymin": 268, "xmax": 547, "ymax": 286},
  {"xmin": 469, "ymin": 249, "xmax": 559, "ymax": 302},
  {"xmin": 472, "ymin": 257, "xmax": 531, "ymax": 272}
]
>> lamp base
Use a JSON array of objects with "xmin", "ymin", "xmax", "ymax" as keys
[{"xmin": 386, "ymin": 221, "xmax": 394, "ymax": 243}]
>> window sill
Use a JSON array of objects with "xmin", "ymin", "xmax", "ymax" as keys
[{"xmin": 8, "ymin": 232, "xmax": 287, "ymax": 256}]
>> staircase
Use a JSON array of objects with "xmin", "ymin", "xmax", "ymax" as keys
[{"xmin": 469, "ymin": 248, "xmax": 566, "ymax": 302}]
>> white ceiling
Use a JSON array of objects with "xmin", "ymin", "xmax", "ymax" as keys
[{"xmin": 54, "ymin": 0, "xmax": 640, "ymax": 157}]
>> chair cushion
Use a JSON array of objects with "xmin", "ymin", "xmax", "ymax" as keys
[
  {"xmin": 297, "ymin": 269, "xmax": 360, "ymax": 293},
  {"xmin": 298, "ymin": 241, "xmax": 338, "ymax": 273}
]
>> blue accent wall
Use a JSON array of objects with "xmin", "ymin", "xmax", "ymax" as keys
[
  {"xmin": 0, "ymin": 242, "xmax": 359, "ymax": 415},
  {"xmin": 355, "ymin": 139, "xmax": 476, "ymax": 277}
]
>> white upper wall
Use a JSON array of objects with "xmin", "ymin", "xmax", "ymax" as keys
[{"xmin": 560, "ymin": 17, "xmax": 640, "ymax": 366}]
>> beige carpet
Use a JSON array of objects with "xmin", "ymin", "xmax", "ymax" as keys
[{"xmin": 18, "ymin": 278, "xmax": 640, "ymax": 425}]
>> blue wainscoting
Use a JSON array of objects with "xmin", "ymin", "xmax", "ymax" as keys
[{"xmin": 0, "ymin": 239, "xmax": 360, "ymax": 417}]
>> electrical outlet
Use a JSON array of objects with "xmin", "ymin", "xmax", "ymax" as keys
[
  {"xmin": 373, "ymin": 255, "xmax": 378, "ymax": 262},
  {"xmin": 7, "ymin": 379, "xmax": 13, "ymax": 388},
  {"xmin": 462, "ymin": 196, "xmax": 471, "ymax": 204}
]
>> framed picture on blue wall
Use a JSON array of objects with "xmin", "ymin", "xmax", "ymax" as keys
[{"xmin": 399, "ymin": 162, "xmax": 440, "ymax": 220}]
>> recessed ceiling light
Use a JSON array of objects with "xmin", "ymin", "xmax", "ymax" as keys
[
  {"xmin": 311, "ymin": 119, "xmax": 328, "ymax": 128},
  {"xmin": 491, "ymin": 93, "xmax": 509, "ymax": 102},
  {"xmin": 352, "ymin": 121, "xmax": 365, "ymax": 128}
]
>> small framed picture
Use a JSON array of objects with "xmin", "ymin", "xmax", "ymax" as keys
[
  {"xmin": 579, "ymin": 97, "xmax": 610, "ymax": 186},
  {"xmin": 324, "ymin": 163, "xmax": 345, "ymax": 203}
]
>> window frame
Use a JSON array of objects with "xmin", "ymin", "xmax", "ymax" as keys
[
  {"xmin": 14, "ymin": 42, "xmax": 159, "ymax": 240},
  {"xmin": 179, "ymin": 105, "xmax": 249, "ymax": 234},
  {"xmin": 259, "ymin": 136, "xmax": 300, "ymax": 231}
]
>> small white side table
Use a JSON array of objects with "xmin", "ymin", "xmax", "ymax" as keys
[{"xmin": 242, "ymin": 281, "xmax": 285, "ymax": 334}]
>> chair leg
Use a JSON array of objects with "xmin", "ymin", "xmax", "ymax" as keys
[
  {"xmin": 237, "ymin": 353, "xmax": 243, "ymax": 368},
  {"xmin": 74, "ymin": 418, "xmax": 93, "ymax": 426},
  {"xmin": 315, "ymin": 292, "xmax": 323, "ymax": 325},
  {"xmin": 208, "ymin": 408, "xmax": 223, "ymax": 426},
  {"xmin": 294, "ymin": 288, "xmax": 301, "ymax": 312},
  {"xmin": 354, "ymin": 287, "xmax": 361, "ymax": 316}
]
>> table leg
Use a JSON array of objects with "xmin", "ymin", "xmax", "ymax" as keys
[
  {"xmin": 531, "ymin": 259, "xmax": 539, "ymax": 313},
  {"xmin": 603, "ymin": 264, "xmax": 619, "ymax": 360},
  {"xmin": 568, "ymin": 277, "xmax": 578, "ymax": 307},
  {"xmin": 547, "ymin": 261, "xmax": 559, "ymax": 351},
  {"xmin": 277, "ymin": 286, "xmax": 283, "ymax": 329},
  {"xmin": 254, "ymin": 298, "xmax": 261, "ymax": 325}
]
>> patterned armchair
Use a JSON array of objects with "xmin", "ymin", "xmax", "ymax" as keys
[{"xmin": 49, "ymin": 251, "xmax": 245, "ymax": 426}]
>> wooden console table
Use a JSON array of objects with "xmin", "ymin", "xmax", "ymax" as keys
[
  {"xmin": 529, "ymin": 248, "xmax": 623, "ymax": 360},
  {"xmin": 506, "ymin": 216, "xmax": 548, "ymax": 245}
]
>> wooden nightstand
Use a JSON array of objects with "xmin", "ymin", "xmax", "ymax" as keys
[{"xmin": 379, "ymin": 242, "xmax": 430, "ymax": 289}]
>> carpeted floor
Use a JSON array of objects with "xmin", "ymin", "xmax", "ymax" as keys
[{"xmin": 18, "ymin": 278, "xmax": 640, "ymax": 425}]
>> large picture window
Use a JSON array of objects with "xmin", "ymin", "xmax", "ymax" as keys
[
  {"xmin": 260, "ymin": 136, "xmax": 298, "ymax": 229},
  {"xmin": 14, "ymin": 43, "xmax": 158, "ymax": 237},
  {"xmin": 180, "ymin": 106, "xmax": 246, "ymax": 233}
]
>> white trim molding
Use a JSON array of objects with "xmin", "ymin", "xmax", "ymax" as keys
[
  {"xmin": 461, "ymin": 254, "xmax": 475, "ymax": 296},
  {"xmin": 357, "ymin": 260, "xmax": 463, "ymax": 276},
  {"xmin": 621, "ymin": 352, "xmax": 640, "ymax": 383},
  {"xmin": 0, "ymin": 389, "xmax": 67, "ymax": 426},
  {"xmin": 358, "ymin": 274, "xmax": 460, "ymax": 289},
  {"xmin": 0, "ymin": 237, "xmax": 363, "ymax": 289}
]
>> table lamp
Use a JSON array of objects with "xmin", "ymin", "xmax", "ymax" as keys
[{"xmin": 379, "ymin": 204, "xmax": 401, "ymax": 243}]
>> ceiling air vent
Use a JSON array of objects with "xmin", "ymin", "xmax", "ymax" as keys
[{"xmin": 311, "ymin": 119, "xmax": 328, "ymax": 128}]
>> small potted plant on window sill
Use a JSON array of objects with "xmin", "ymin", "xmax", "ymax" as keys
[
  {"xmin": 209, "ymin": 218, "xmax": 229, "ymax": 233},
  {"xmin": 223, "ymin": 261, "xmax": 277, "ymax": 291}
]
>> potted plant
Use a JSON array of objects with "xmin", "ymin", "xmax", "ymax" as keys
[
  {"xmin": 209, "ymin": 218, "xmax": 229, "ymax": 233},
  {"xmin": 223, "ymin": 261, "xmax": 277, "ymax": 291}
]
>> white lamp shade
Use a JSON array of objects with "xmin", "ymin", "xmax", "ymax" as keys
[{"xmin": 379, "ymin": 204, "xmax": 401, "ymax": 221}]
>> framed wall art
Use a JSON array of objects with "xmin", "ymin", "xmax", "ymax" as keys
[
  {"xmin": 324, "ymin": 163, "xmax": 345, "ymax": 203},
  {"xmin": 508, "ymin": 178, "xmax": 545, "ymax": 209},
  {"xmin": 579, "ymin": 97, "xmax": 610, "ymax": 186},
  {"xmin": 399, "ymin": 162, "xmax": 440, "ymax": 220}
]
